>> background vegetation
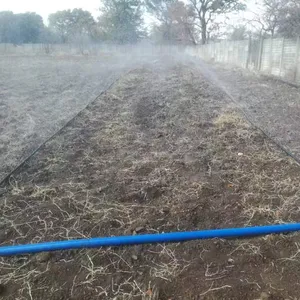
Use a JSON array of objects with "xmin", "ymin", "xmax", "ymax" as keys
[{"xmin": 0, "ymin": 0, "xmax": 299, "ymax": 45}]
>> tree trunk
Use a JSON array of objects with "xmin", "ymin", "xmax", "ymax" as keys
[
  {"xmin": 190, "ymin": 32, "xmax": 197, "ymax": 45},
  {"xmin": 201, "ymin": 20, "xmax": 207, "ymax": 44},
  {"xmin": 185, "ymin": 24, "xmax": 197, "ymax": 45}
]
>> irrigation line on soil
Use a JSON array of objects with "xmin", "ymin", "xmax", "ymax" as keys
[
  {"xmin": 0, "ymin": 72, "xmax": 129, "ymax": 190},
  {"xmin": 191, "ymin": 56, "xmax": 300, "ymax": 165},
  {"xmin": 227, "ymin": 90, "xmax": 300, "ymax": 166},
  {"xmin": 1, "ymin": 223, "xmax": 300, "ymax": 256},
  {"xmin": 1, "ymin": 64, "xmax": 299, "ymax": 192}
]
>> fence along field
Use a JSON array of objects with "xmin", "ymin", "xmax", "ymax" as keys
[
  {"xmin": 0, "ymin": 43, "xmax": 177, "ymax": 57},
  {"xmin": 3, "ymin": 40, "xmax": 300, "ymax": 298},
  {"xmin": 186, "ymin": 37, "xmax": 300, "ymax": 84},
  {"xmin": 0, "ymin": 43, "xmax": 136, "ymax": 56}
]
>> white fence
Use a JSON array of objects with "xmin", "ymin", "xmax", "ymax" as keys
[
  {"xmin": 4, "ymin": 40, "xmax": 300, "ymax": 84},
  {"xmin": 186, "ymin": 37, "xmax": 300, "ymax": 84},
  {"xmin": 0, "ymin": 43, "xmax": 183, "ymax": 58},
  {"xmin": 0, "ymin": 43, "xmax": 146, "ymax": 56}
]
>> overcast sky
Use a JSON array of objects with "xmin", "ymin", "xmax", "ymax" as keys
[
  {"xmin": 0, "ymin": 0, "xmax": 257, "ymax": 25},
  {"xmin": 0, "ymin": 0, "xmax": 101, "ymax": 22}
]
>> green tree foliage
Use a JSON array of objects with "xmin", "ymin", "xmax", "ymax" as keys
[
  {"xmin": 98, "ymin": 0, "xmax": 144, "ymax": 44},
  {"xmin": 49, "ymin": 10, "xmax": 72, "ymax": 43},
  {"xmin": 0, "ymin": 11, "xmax": 16, "ymax": 43},
  {"xmin": 277, "ymin": 1, "xmax": 300, "ymax": 38},
  {"xmin": 49, "ymin": 9, "xmax": 95, "ymax": 43},
  {"xmin": 229, "ymin": 25, "xmax": 247, "ymax": 40},
  {"xmin": 0, "ymin": 11, "xmax": 44, "ymax": 44},
  {"xmin": 18, "ymin": 13, "xmax": 44, "ymax": 43},
  {"xmin": 188, "ymin": 0, "xmax": 246, "ymax": 44},
  {"xmin": 150, "ymin": 1, "xmax": 197, "ymax": 44},
  {"xmin": 146, "ymin": 0, "xmax": 176, "ymax": 23},
  {"xmin": 39, "ymin": 27, "xmax": 60, "ymax": 44}
]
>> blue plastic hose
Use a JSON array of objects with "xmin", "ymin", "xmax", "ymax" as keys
[{"xmin": 1, "ymin": 223, "xmax": 300, "ymax": 256}]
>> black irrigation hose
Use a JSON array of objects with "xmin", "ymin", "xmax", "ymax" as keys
[{"xmin": 0, "ymin": 73, "xmax": 125, "ymax": 189}]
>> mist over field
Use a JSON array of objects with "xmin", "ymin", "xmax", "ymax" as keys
[{"xmin": 1, "ymin": 1, "xmax": 300, "ymax": 299}]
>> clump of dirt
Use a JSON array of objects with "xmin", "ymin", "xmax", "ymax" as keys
[{"xmin": 1, "ymin": 63, "xmax": 300, "ymax": 299}]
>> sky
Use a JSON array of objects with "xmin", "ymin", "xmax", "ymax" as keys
[
  {"xmin": 0, "ymin": 0, "xmax": 258, "ymax": 26},
  {"xmin": 0, "ymin": 0, "xmax": 101, "ymax": 23}
]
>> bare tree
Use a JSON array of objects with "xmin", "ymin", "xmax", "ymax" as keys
[
  {"xmin": 169, "ymin": 1, "xmax": 197, "ymax": 44},
  {"xmin": 98, "ymin": 0, "xmax": 144, "ymax": 44},
  {"xmin": 247, "ymin": 0, "xmax": 300, "ymax": 38},
  {"xmin": 187, "ymin": 0, "xmax": 246, "ymax": 44},
  {"xmin": 258, "ymin": 0, "xmax": 283, "ymax": 37},
  {"xmin": 148, "ymin": 0, "xmax": 197, "ymax": 44}
]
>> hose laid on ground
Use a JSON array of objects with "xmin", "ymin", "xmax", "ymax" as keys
[
  {"xmin": 1, "ymin": 63, "xmax": 300, "ymax": 257},
  {"xmin": 1, "ymin": 224, "xmax": 300, "ymax": 256}
]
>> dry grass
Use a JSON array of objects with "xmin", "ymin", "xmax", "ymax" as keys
[
  {"xmin": 212, "ymin": 111, "xmax": 300, "ymax": 226},
  {"xmin": 1, "ymin": 66, "xmax": 300, "ymax": 299},
  {"xmin": 214, "ymin": 112, "xmax": 248, "ymax": 129}
]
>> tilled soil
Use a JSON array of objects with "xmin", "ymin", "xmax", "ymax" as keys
[
  {"xmin": 1, "ymin": 62, "xmax": 300, "ymax": 299},
  {"xmin": 196, "ymin": 60, "xmax": 300, "ymax": 162},
  {"xmin": 0, "ymin": 52, "xmax": 147, "ymax": 183}
]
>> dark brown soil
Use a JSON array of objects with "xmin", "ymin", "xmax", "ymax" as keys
[
  {"xmin": 0, "ymin": 53, "xmax": 139, "ymax": 183},
  {"xmin": 197, "ymin": 60, "xmax": 300, "ymax": 162},
  {"xmin": 1, "ymin": 62, "xmax": 300, "ymax": 300}
]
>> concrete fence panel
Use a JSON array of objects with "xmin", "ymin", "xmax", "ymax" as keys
[{"xmin": 186, "ymin": 37, "xmax": 300, "ymax": 85}]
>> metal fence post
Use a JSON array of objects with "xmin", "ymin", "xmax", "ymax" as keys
[
  {"xmin": 294, "ymin": 37, "xmax": 300, "ymax": 82},
  {"xmin": 257, "ymin": 36, "xmax": 264, "ymax": 71},
  {"xmin": 279, "ymin": 38, "xmax": 285, "ymax": 77},
  {"xmin": 246, "ymin": 36, "xmax": 252, "ymax": 69},
  {"xmin": 269, "ymin": 37, "xmax": 273, "ymax": 74}
]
